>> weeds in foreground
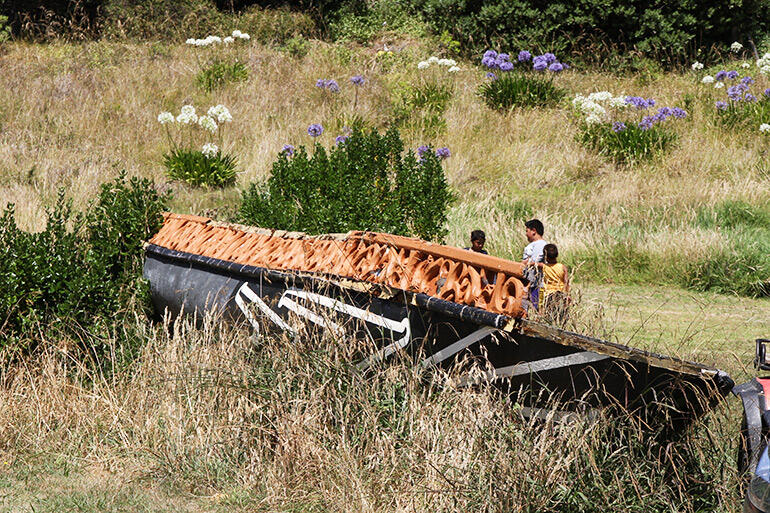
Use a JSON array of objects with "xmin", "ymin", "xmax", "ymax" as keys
[
  {"xmin": 0, "ymin": 315, "xmax": 742, "ymax": 512},
  {"xmin": 478, "ymin": 73, "xmax": 566, "ymax": 111}
]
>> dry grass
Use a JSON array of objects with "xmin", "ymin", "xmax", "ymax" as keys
[{"xmin": 0, "ymin": 314, "xmax": 743, "ymax": 511}]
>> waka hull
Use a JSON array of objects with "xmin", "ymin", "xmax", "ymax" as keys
[{"xmin": 144, "ymin": 243, "xmax": 734, "ymax": 425}]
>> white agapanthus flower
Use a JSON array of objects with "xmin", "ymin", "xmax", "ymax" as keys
[
  {"xmin": 185, "ymin": 38, "xmax": 196, "ymax": 45},
  {"xmin": 760, "ymin": 123, "xmax": 770, "ymax": 133},
  {"xmin": 587, "ymin": 91, "xmax": 613, "ymax": 102},
  {"xmin": 742, "ymin": 62, "xmax": 751, "ymax": 69},
  {"xmin": 715, "ymin": 82, "xmax": 725, "ymax": 89},
  {"xmin": 239, "ymin": 33, "xmax": 251, "ymax": 40},
  {"xmin": 731, "ymin": 41, "xmax": 743, "ymax": 52},
  {"xmin": 417, "ymin": 61, "xmax": 430, "ymax": 69},
  {"xmin": 758, "ymin": 53, "xmax": 770, "ymax": 69},
  {"xmin": 206, "ymin": 35, "xmax": 222, "ymax": 45},
  {"xmin": 437, "ymin": 58, "xmax": 456, "ymax": 66},
  {"xmin": 691, "ymin": 62, "xmax": 704, "ymax": 70},
  {"xmin": 232, "ymin": 30, "xmax": 243, "ymax": 38},
  {"xmin": 207, "ymin": 104, "xmax": 232, "ymax": 123},
  {"xmin": 585, "ymin": 114, "xmax": 602, "ymax": 125},
  {"xmin": 427, "ymin": 56, "xmax": 440, "ymax": 64},
  {"xmin": 447, "ymin": 66, "xmax": 460, "ymax": 72},
  {"xmin": 761, "ymin": 65, "xmax": 770, "ymax": 75},
  {"xmin": 224, "ymin": 36, "xmax": 234, "ymax": 44},
  {"xmin": 609, "ymin": 96, "xmax": 628, "ymax": 108},
  {"xmin": 202, "ymin": 143, "xmax": 219, "ymax": 157},
  {"xmin": 176, "ymin": 105, "xmax": 198, "ymax": 124},
  {"xmin": 198, "ymin": 115, "xmax": 218, "ymax": 133},
  {"xmin": 701, "ymin": 75, "xmax": 715, "ymax": 84},
  {"xmin": 157, "ymin": 111, "xmax": 174, "ymax": 124}
]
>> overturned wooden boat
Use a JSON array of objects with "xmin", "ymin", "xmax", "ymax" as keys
[{"xmin": 144, "ymin": 213, "xmax": 734, "ymax": 426}]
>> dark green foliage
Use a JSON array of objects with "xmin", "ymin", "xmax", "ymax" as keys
[
  {"xmin": 713, "ymin": 96, "xmax": 770, "ymax": 130},
  {"xmin": 282, "ymin": 34, "xmax": 310, "ymax": 58},
  {"xmin": 478, "ymin": 73, "xmax": 566, "ymax": 111},
  {"xmin": 238, "ymin": 127, "xmax": 452, "ymax": 241},
  {"xmin": 196, "ymin": 59, "xmax": 249, "ymax": 92},
  {"xmin": 578, "ymin": 122, "xmax": 678, "ymax": 163},
  {"xmin": 163, "ymin": 148, "xmax": 238, "ymax": 187},
  {"xmin": 410, "ymin": 0, "xmax": 770, "ymax": 65},
  {"xmin": 0, "ymin": 172, "xmax": 170, "ymax": 354}
]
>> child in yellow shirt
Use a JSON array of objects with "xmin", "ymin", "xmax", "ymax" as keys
[{"xmin": 538, "ymin": 244, "xmax": 570, "ymax": 316}]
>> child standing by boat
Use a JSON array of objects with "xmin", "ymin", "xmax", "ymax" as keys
[{"xmin": 539, "ymin": 244, "xmax": 570, "ymax": 322}]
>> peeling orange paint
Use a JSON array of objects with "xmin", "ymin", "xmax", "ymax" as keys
[{"xmin": 149, "ymin": 213, "xmax": 528, "ymax": 318}]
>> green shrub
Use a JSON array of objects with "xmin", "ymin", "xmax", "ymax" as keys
[
  {"xmin": 410, "ymin": 0, "xmax": 770, "ymax": 65},
  {"xmin": 163, "ymin": 148, "xmax": 238, "ymax": 187},
  {"xmin": 329, "ymin": 0, "xmax": 427, "ymax": 43},
  {"xmin": 393, "ymin": 80, "xmax": 453, "ymax": 136},
  {"xmin": 578, "ymin": 122, "xmax": 678, "ymax": 164},
  {"xmin": 0, "ymin": 172, "xmax": 170, "ymax": 354},
  {"xmin": 713, "ymin": 95, "xmax": 770, "ymax": 130},
  {"xmin": 695, "ymin": 200, "xmax": 770, "ymax": 229},
  {"xmin": 196, "ymin": 59, "xmax": 248, "ymax": 92},
  {"xmin": 282, "ymin": 35, "xmax": 310, "ymax": 58},
  {"xmin": 682, "ymin": 235, "xmax": 770, "ymax": 297},
  {"xmin": 238, "ymin": 127, "xmax": 452, "ymax": 241},
  {"xmin": 478, "ymin": 73, "xmax": 565, "ymax": 111}
]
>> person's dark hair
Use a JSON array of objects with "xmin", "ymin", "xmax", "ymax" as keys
[
  {"xmin": 471, "ymin": 229, "xmax": 486, "ymax": 242},
  {"xmin": 525, "ymin": 219, "xmax": 544, "ymax": 236},
  {"xmin": 543, "ymin": 243, "xmax": 558, "ymax": 261}
]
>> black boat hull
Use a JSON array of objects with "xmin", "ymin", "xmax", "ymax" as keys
[{"xmin": 144, "ymin": 244, "xmax": 734, "ymax": 425}]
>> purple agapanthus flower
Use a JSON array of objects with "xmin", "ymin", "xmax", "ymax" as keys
[
  {"xmin": 727, "ymin": 70, "xmax": 739, "ymax": 80},
  {"xmin": 670, "ymin": 107, "xmax": 687, "ymax": 118},
  {"xmin": 612, "ymin": 121, "xmax": 626, "ymax": 132},
  {"xmin": 435, "ymin": 147, "xmax": 451, "ymax": 159},
  {"xmin": 486, "ymin": 71, "xmax": 497, "ymax": 80},
  {"xmin": 727, "ymin": 85, "xmax": 743, "ymax": 101},
  {"xmin": 326, "ymin": 79, "xmax": 340, "ymax": 93},
  {"xmin": 543, "ymin": 52, "xmax": 557, "ymax": 64},
  {"xmin": 350, "ymin": 75, "xmax": 365, "ymax": 85},
  {"xmin": 335, "ymin": 135, "xmax": 348, "ymax": 145},
  {"xmin": 496, "ymin": 53, "xmax": 510, "ymax": 63},
  {"xmin": 742, "ymin": 76, "xmax": 754, "ymax": 85},
  {"xmin": 715, "ymin": 70, "xmax": 728, "ymax": 81},
  {"xmin": 715, "ymin": 101, "xmax": 728, "ymax": 110},
  {"xmin": 639, "ymin": 116, "xmax": 655, "ymax": 131},
  {"xmin": 548, "ymin": 62, "xmax": 564, "ymax": 72},
  {"xmin": 499, "ymin": 61, "xmax": 514, "ymax": 72},
  {"xmin": 518, "ymin": 50, "xmax": 531, "ymax": 62},
  {"xmin": 745, "ymin": 93, "xmax": 757, "ymax": 102},
  {"xmin": 483, "ymin": 50, "xmax": 497, "ymax": 59},
  {"xmin": 625, "ymin": 96, "xmax": 655, "ymax": 110},
  {"xmin": 482, "ymin": 56, "xmax": 497, "ymax": 68},
  {"xmin": 533, "ymin": 59, "xmax": 547, "ymax": 71},
  {"xmin": 316, "ymin": 78, "xmax": 328, "ymax": 88},
  {"xmin": 308, "ymin": 124, "xmax": 324, "ymax": 137},
  {"xmin": 282, "ymin": 144, "xmax": 295, "ymax": 156},
  {"xmin": 417, "ymin": 145, "xmax": 430, "ymax": 158},
  {"xmin": 764, "ymin": 88, "xmax": 770, "ymax": 97}
]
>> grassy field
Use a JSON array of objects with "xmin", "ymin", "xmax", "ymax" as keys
[{"xmin": 1, "ymin": 24, "xmax": 770, "ymax": 512}]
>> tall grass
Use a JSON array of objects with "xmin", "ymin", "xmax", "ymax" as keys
[{"xmin": 0, "ymin": 314, "xmax": 742, "ymax": 511}]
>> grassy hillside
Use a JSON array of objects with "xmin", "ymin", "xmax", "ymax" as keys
[{"xmin": 0, "ymin": 25, "xmax": 769, "ymax": 512}]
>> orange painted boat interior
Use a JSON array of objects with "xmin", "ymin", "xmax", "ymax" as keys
[{"xmin": 149, "ymin": 213, "xmax": 528, "ymax": 318}]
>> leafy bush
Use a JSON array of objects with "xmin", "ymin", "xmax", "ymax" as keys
[
  {"xmin": 101, "ymin": 0, "xmax": 228, "ymax": 40},
  {"xmin": 578, "ymin": 122, "xmax": 678, "ymax": 164},
  {"xmin": 393, "ymin": 80, "xmax": 453, "ymax": 136},
  {"xmin": 282, "ymin": 34, "xmax": 310, "ymax": 58},
  {"xmin": 196, "ymin": 59, "xmax": 248, "ymax": 91},
  {"xmin": 238, "ymin": 127, "xmax": 452, "ymax": 241},
  {"xmin": 0, "ymin": 172, "xmax": 170, "ymax": 354},
  {"xmin": 410, "ymin": 0, "xmax": 770, "ymax": 65},
  {"xmin": 478, "ymin": 73, "xmax": 565, "ymax": 111},
  {"xmin": 329, "ymin": 0, "xmax": 427, "ymax": 43},
  {"xmin": 163, "ymin": 147, "xmax": 237, "ymax": 187}
]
